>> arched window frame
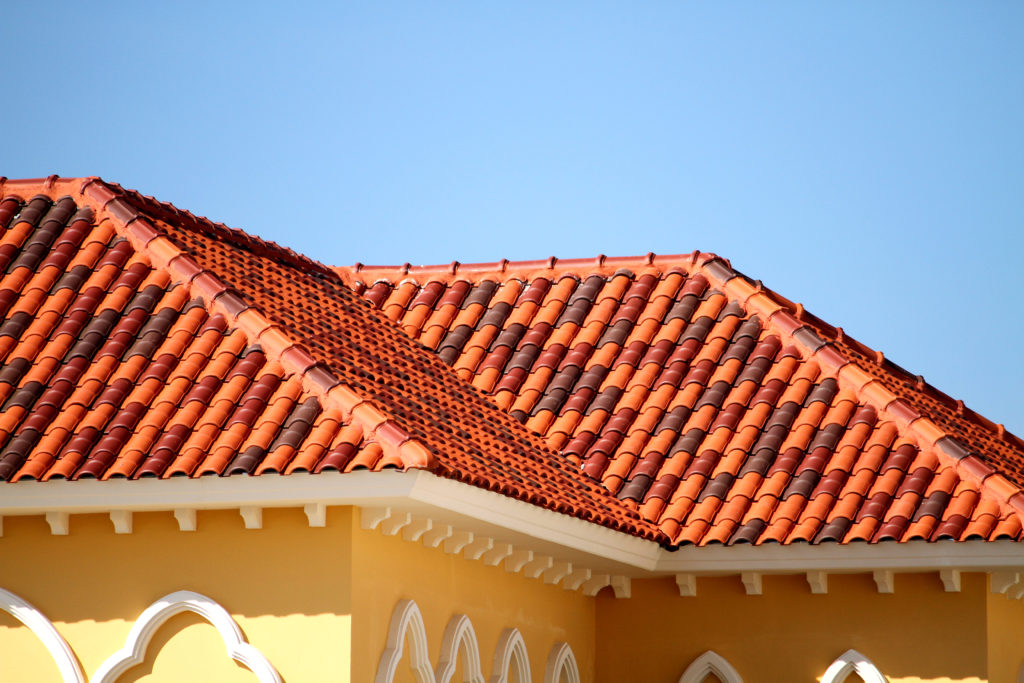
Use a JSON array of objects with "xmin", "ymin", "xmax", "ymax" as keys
[
  {"xmin": 677, "ymin": 650, "xmax": 743, "ymax": 683},
  {"xmin": 376, "ymin": 598, "xmax": 436, "ymax": 683},
  {"xmin": 544, "ymin": 642, "xmax": 580, "ymax": 683},
  {"xmin": 821, "ymin": 649, "xmax": 888, "ymax": 683},
  {"xmin": 436, "ymin": 613, "xmax": 485, "ymax": 683},
  {"xmin": 0, "ymin": 587, "xmax": 85, "ymax": 683},
  {"xmin": 91, "ymin": 589, "xmax": 281, "ymax": 683},
  {"xmin": 489, "ymin": 628, "xmax": 531, "ymax": 683}
]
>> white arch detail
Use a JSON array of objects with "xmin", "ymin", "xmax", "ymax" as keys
[
  {"xmin": 678, "ymin": 650, "xmax": 743, "ymax": 683},
  {"xmin": 821, "ymin": 649, "xmax": 888, "ymax": 683},
  {"xmin": 376, "ymin": 598, "xmax": 436, "ymax": 683},
  {"xmin": 544, "ymin": 642, "xmax": 580, "ymax": 683},
  {"xmin": 91, "ymin": 590, "xmax": 281, "ymax": 683},
  {"xmin": 436, "ymin": 613, "xmax": 485, "ymax": 683},
  {"xmin": 0, "ymin": 587, "xmax": 85, "ymax": 683},
  {"xmin": 489, "ymin": 628, "xmax": 531, "ymax": 683}
]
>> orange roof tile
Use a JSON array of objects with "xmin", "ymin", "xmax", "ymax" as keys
[
  {"xmin": 3, "ymin": 176, "xmax": 1023, "ymax": 550},
  {"xmin": 0, "ymin": 177, "xmax": 660, "ymax": 542},
  {"xmin": 341, "ymin": 253, "xmax": 1024, "ymax": 546}
]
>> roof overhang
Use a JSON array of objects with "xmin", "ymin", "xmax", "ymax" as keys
[
  {"xmin": 658, "ymin": 537, "xmax": 1024, "ymax": 573},
  {"xmin": 4, "ymin": 471, "xmax": 1024, "ymax": 582},
  {"xmin": 0, "ymin": 470, "xmax": 662, "ymax": 574}
]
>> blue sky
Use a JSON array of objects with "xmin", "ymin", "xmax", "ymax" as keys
[{"xmin": 4, "ymin": 2, "xmax": 1023, "ymax": 435}]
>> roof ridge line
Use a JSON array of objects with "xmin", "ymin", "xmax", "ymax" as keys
[
  {"xmin": 692, "ymin": 254, "xmax": 1024, "ymax": 522},
  {"xmin": 101, "ymin": 181, "xmax": 341, "ymax": 283},
  {"xmin": 336, "ymin": 251, "xmax": 710, "ymax": 287},
  {"xmin": 76, "ymin": 178, "xmax": 436, "ymax": 473}
]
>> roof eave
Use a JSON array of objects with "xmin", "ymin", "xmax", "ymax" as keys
[
  {"xmin": 0, "ymin": 470, "xmax": 664, "ymax": 572},
  {"xmin": 4, "ymin": 473, "xmax": 1022, "ymax": 578}
]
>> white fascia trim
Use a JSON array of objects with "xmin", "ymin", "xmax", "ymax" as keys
[
  {"xmin": 0, "ymin": 470, "xmax": 662, "ymax": 571},
  {"xmin": 5, "ymin": 472, "xmax": 1024, "ymax": 574},
  {"xmin": 656, "ymin": 538, "xmax": 1024, "ymax": 574}
]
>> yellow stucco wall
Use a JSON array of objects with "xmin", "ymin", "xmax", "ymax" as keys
[
  {"xmin": 3, "ymin": 503, "xmax": 1021, "ymax": 683},
  {"xmin": 0, "ymin": 608, "xmax": 65, "ymax": 683},
  {"xmin": 350, "ymin": 517, "xmax": 596, "ymax": 683},
  {"xmin": 986, "ymin": 584, "xmax": 1024, "ymax": 683},
  {"xmin": 0, "ymin": 507, "xmax": 354, "ymax": 683},
  {"xmin": 595, "ymin": 572, "xmax": 991, "ymax": 683},
  {"xmin": 0, "ymin": 505, "xmax": 596, "ymax": 682}
]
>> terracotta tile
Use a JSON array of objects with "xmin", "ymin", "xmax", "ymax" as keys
[
  {"xmin": 992, "ymin": 514, "xmax": 1022, "ymax": 539},
  {"xmin": 4, "ymin": 181, "xmax": 1024, "ymax": 546}
]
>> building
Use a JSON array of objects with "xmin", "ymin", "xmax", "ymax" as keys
[{"xmin": 1, "ymin": 176, "xmax": 1022, "ymax": 682}]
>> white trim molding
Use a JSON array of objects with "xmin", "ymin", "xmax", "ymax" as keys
[
  {"xmin": 0, "ymin": 587, "xmax": 85, "ymax": 683},
  {"xmin": 489, "ymin": 628, "xmax": 531, "ymax": 683},
  {"xmin": 7, "ymin": 470, "xmax": 1024, "ymax": 616},
  {"xmin": 544, "ymin": 642, "xmax": 580, "ymax": 683},
  {"xmin": 821, "ymin": 649, "xmax": 888, "ymax": 683},
  {"xmin": 1, "ymin": 470, "xmax": 661, "ymax": 571},
  {"xmin": 376, "ymin": 599, "xmax": 435, "ymax": 683},
  {"xmin": 91, "ymin": 590, "xmax": 281, "ymax": 683},
  {"xmin": 7, "ymin": 471, "xmax": 1024, "ymax": 582},
  {"xmin": 678, "ymin": 650, "xmax": 743, "ymax": 683},
  {"xmin": 436, "ymin": 614, "xmax": 485, "ymax": 683},
  {"xmin": 659, "ymin": 538, "xmax": 1024, "ymax": 574}
]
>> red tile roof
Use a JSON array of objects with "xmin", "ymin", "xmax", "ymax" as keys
[
  {"xmin": 338, "ymin": 255, "xmax": 1024, "ymax": 546},
  {"xmin": 2, "ymin": 176, "xmax": 1022, "ymax": 549},
  {"xmin": 0, "ymin": 177, "xmax": 662, "ymax": 541}
]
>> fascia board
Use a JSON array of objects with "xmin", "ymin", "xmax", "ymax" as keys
[
  {"xmin": 0, "ymin": 470, "xmax": 418, "ymax": 512},
  {"xmin": 657, "ymin": 538, "xmax": 1024, "ymax": 573},
  {"xmin": 0, "ymin": 470, "xmax": 662, "ymax": 570},
  {"xmin": 5, "ymin": 472, "xmax": 1023, "ymax": 574}
]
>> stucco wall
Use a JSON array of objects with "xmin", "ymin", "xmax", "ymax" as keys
[
  {"xmin": 3, "ymin": 505, "xmax": 1018, "ymax": 683},
  {"xmin": 986, "ymin": 583, "xmax": 1024, "ymax": 683},
  {"xmin": 0, "ymin": 507, "xmax": 354, "ymax": 682},
  {"xmin": 595, "ymin": 572, "xmax": 990, "ymax": 683},
  {"xmin": 351, "ymin": 516, "xmax": 596, "ymax": 683}
]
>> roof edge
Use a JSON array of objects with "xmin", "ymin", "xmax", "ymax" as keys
[
  {"xmin": 658, "ymin": 537, "xmax": 1024, "ymax": 574},
  {"xmin": 2, "ymin": 471, "xmax": 1020, "ymax": 575},
  {"xmin": 0, "ymin": 469, "xmax": 663, "ymax": 571}
]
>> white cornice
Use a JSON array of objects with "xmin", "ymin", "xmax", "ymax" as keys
[
  {"xmin": 656, "ymin": 538, "xmax": 1024, "ymax": 573},
  {"xmin": 4, "ymin": 471, "xmax": 1024, "ymax": 576},
  {"xmin": 0, "ymin": 470, "xmax": 662, "ymax": 571}
]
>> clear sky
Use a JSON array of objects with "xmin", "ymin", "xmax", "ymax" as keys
[{"xmin": 4, "ymin": 2, "xmax": 1023, "ymax": 435}]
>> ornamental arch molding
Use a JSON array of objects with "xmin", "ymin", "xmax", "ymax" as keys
[
  {"xmin": 677, "ymin": 650, "xmax": 743, "ymax": 683},
  {"xmin": 0, "ymin": 587, "xmax": 85, "ymax": 683},
  {"xmin": 489, "ymin": 628, "xmax": 531, "ymax": 683},
  {"xmin": 821, "ymin": 649, "xmax": 887, "ymax": 683},
  {"xmin": 91, "ymin": 590, "xmax": 281, "ymax": 683},
  {"xmin": 376, "ymin": 598, "xmax": 436, "ymax": 683},
  {"xmin": 436, "ymin": 613, "xmax": 485, "ymax": 683},
  {"xmin": 544, "ymin": 642, "xmax": 580, "ymax": 683}
]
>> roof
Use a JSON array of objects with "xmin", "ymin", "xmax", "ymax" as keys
[
  {"xmin": 338, "ymin": 256, "xmax": 1024, "ymax": 546},
  {"xmin": 0, "ymin": 177, "xmax": 660, "ymax": 542},
  {"xmin": 1, "ymin": 176, "xmax": 1022, "ymax": 551}
]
